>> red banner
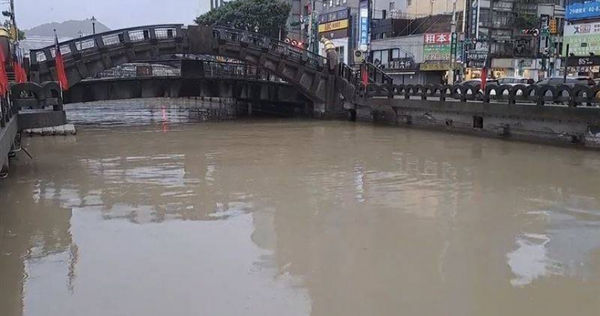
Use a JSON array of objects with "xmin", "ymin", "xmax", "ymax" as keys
[
  {"xmin": 54, "ymin": 34, "xmax": 69, "ymax": 90},
  {"xmin": 0, "ymin": 49, "xmax": 8, "ymax": 96}
]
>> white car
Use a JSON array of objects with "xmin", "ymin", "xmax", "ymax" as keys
[{"xmin": 497, "ymin": 77, "xmax": 532, "ymax": 86}]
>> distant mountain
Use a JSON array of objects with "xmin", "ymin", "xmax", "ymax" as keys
[{"xmin": 24, "ymin": 19, "xmax": 111, "ymax": 38}]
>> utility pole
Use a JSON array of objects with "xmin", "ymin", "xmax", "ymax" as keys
[
  {"xmin": 450, "ymin": 0, "xmax": 457, "ymax": 84},
  {"xmin": 564, "ymin": 44, "xmax": 570, "ymax": 83},
  {"xmin": 91, "ymin": 16, "xmax": 97, "ymax": 35},
  {"xmin": 308, "ymin": 0, "xmax": 319, "ymax": 54},
  {"xmin": 9, "ymin": 0, "xmax": 17, "ymax": 39},
  {"xmin": 475, "ymin": 0, "xmax": 481, "ymax": 39},
  {"xmin": 462, "ymin": 0, "xmax": 467, "ymax": 33}
]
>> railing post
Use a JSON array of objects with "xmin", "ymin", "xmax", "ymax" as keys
[
  {"xmin": 175, "ymin": 25, "xmax": 183, "ymax": 39},
  {"xmin": 30, "ymin": 50, "xmax": 38, "ymax": 64},
  {"xmin": 68, "ymin": 42, "xmax": 79, "ymax": 55},
  {"xmin": 43, "ymin": 48, "xmax": 53, "ymax": 62},
  {"xmin": 122, "ymin": 31, "xmax": 131, "ymax": 44},
  {"xmin": 94, "ymin": 35, "xmax": 105, "ymax": 50},
  {"xmin": 149, "ymin": 28, "xmax": 157, "ymax": 41}
]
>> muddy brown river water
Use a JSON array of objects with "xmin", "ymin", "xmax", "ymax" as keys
[{"xmin": 1, "ymin": 102, "xmax": 600, "ymax": 315}]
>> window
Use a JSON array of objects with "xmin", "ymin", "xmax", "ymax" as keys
[
  {"xmin": 381, "ymin": 50, "xmax": 389, "ymax": 65},
  {"xmin": 372, "ymin": 50, "xmax": 382, "ymax": 64},
  {"xmin": 391, "ymin": 49, "xmax": 400, "ymax": 59},
  {"xmin": 336, "ymin": 46, "xmax": 345, "ymax": 63}
]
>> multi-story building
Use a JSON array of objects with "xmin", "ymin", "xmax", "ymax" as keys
[
  {"xmin": 315, "ymin": 0, "xmax": 397, "ymax": 64},
  {"xmin": 406, "ymin": 0, "xmax": 465, "ymax": 17},
  {"xmin": 562, "ymin": 0, "xmax": 600, "ymax": 78},
  {"xmin": 370, "ymin": 13, "xmax": 463, "ymax": 84},
  {"xmin": 466, "ymin": 0, "xmax": 565, "ymax": 80},
  {"xmin": 287, "ymin": 0, "xmax": 312, "ymax": 42}
]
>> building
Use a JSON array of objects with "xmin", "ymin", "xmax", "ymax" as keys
[
  {"xmin": 314, "ymin": 0, "xmax": 398, "ymax": 64},
  {"xmin": 370, "ymin": 14, "xmax": 462, "ymax": 84},
  {"xmin": 287, "ymin": 0, "xmax": 312, "ymax": 42},
  {"xmin": 562, "ymin": 0, "xmax": 600, "ymax": 78},
  {"xmin": 406, "ymin": 0, "xmax": 465, "ymax": 17},
  {"xmin": 465, "ymin": 0, "xmax": 566, "ymax": 81}
]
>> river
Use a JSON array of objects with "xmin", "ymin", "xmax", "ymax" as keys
[{"xmin": 1, "ymin": 101, "xmax": 600, "ymax": 315}]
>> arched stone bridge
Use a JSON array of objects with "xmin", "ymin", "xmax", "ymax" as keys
[{"xmin": 28, "ymin": 24, "xmax": 357, "ymax": 117}]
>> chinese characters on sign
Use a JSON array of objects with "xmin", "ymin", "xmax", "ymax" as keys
[
  {"xmin": 423, "ymin": 33, "xmax": 452, "ymax": 62},
  {"xmin": 563, "ymin": 21, "xmax": 600, "ymax": 56},
  {"xmin": 424, "ymin": 33, "xmax": 451, "ymax": 45},
  {"xmin": 359, "ymin": 0, "xmax": 369, "ymax": 51},
  {"xmin": 566, "ymin": 0, "xmax": 600, "ymax": 21}
]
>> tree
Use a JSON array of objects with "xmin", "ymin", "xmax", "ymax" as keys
[{"xmin": 195, "ymin": 0, "xmax": 291, "ymax": 39}]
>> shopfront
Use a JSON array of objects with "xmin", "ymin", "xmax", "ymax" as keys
[
  {"xmin": 318, "ymin": 9, "xmax": 351, "ymax": 64},
  {"xmin": 566, "ymin": 55, "xmax": 600, "ymax": 78},
  {"xmin": 421, "ymin": 33, "xmax": 455, "ymax": 83},
  {"xmin": 490, "ymin": 58, "xmax": 541, "ymax": 81},
  {"xmin": 370, "ymin": 35, "xmax": 427, "ymax": 84}
]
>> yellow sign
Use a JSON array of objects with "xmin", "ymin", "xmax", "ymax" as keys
[
  {"xmin": 318, "ymin": 19, "xmax": 349, "ymax": 33},
  {"xmin": 420, "ymin": 62, "xmax": 459, "ymax": 71}
]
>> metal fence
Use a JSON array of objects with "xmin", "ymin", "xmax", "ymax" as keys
[
  {"xmin": 212, "ymin": 26, "xmax": 327, "ymax": 72},
  {"xmin": 200, "ymin": 61, "xmax": 279, "ymax": 81},
  {"xmin": 30, "ymin": 24, "xmax": 183, "ymax": 64},
  {"xmin": 363, "ymin": 83, "xmax": 600, "ymax": 107}
]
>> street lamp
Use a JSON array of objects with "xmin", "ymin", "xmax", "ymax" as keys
[{"xmin": 91, "ymin": 16, "xmax": 97, "ymax": 35}]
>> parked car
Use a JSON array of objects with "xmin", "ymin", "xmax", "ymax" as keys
[
  {"xmin": 497, "ymin": 77, "xmax": 533, "ymax": 86},
  {"xmin": 537, "ymin": 76, "xmax": 595, "ymax": 87},
  {"xmin": 460, "ymin": 79, "xmax": 499, "ymax": 88}
]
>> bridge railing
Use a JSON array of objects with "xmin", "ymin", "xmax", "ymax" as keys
[
  {"xmin": 212, "ymin": 26, "xmax": 327, "ymax": 71},
  {"xmin": 30, "ymin": 24, "xmax": 184, "ymax": 65},
  {"xmin": 362, "ymin": 62, "xmax": 394, "ymax": 85},
  {"xmin": 0, "ymin": 97, "xmax": 17, "ymax": 128},
  {"xmin": 362, "ymin": 82, "xmax": 600, "ymax": 107},
  {"xmin": 338, "ymin": 63, "xmax": 359, "ymax": 85},
  {"xmin": 200, "ymin": 61, "xmax": 279, "ymax": 81}
]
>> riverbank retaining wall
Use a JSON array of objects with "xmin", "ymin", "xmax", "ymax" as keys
[{"xmin": 355, "ymin": 98, "xmax": 600, "ymax": 149}]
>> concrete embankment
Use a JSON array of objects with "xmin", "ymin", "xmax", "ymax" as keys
[{"xmin": 354, "ymin": 98, "xmax": 600, "ymax": 149}]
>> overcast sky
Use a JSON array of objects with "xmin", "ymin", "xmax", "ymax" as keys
[{"xmin": 14, "ymin": 0, "xmax": 211, "ymax": 30}]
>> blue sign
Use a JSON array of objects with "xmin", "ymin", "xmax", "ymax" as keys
[
  {"xmin": 358, "ymin": 0, "xmax": 369, "ymax": 50},
  {"xmin": 566, "ymin": 0, "xmax": 600, "ymax": 21}
]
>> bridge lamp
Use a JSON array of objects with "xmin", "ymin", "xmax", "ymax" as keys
[{"xmin": 91, "ymin": 16, "xmax": 97, "ymax": 35}]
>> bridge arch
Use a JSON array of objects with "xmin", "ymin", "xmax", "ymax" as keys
[{"xmin": 29, "ymin": 25, "xmax": 356, "ymax": 116}]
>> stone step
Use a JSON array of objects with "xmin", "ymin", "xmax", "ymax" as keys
[{"xmin": 24, "ymin": 124, "xmax": 77, "ymax": 136}]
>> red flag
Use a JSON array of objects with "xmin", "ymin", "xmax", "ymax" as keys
[
  {"xmin": 0, "ymin": 49, "xmax": 9, "ymax": 96},
  {"xmin": 13, "ymin": 61, "xmax": 26, "ymax": 83},
  {"xmin": 480, "ymin": 67, "xmax": 488, "ymax": 92},
  {"xmin": 361, "ymin": 64, "xmax": 369, "ymax": 86},
  {"xmin": 54, "ymin": 33, "xmax": 69, "ymax": 90}
]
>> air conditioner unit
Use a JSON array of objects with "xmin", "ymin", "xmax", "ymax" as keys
[{"xmin": 354, "ymin": 50, "xmax": 365, "ymax": 63}]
